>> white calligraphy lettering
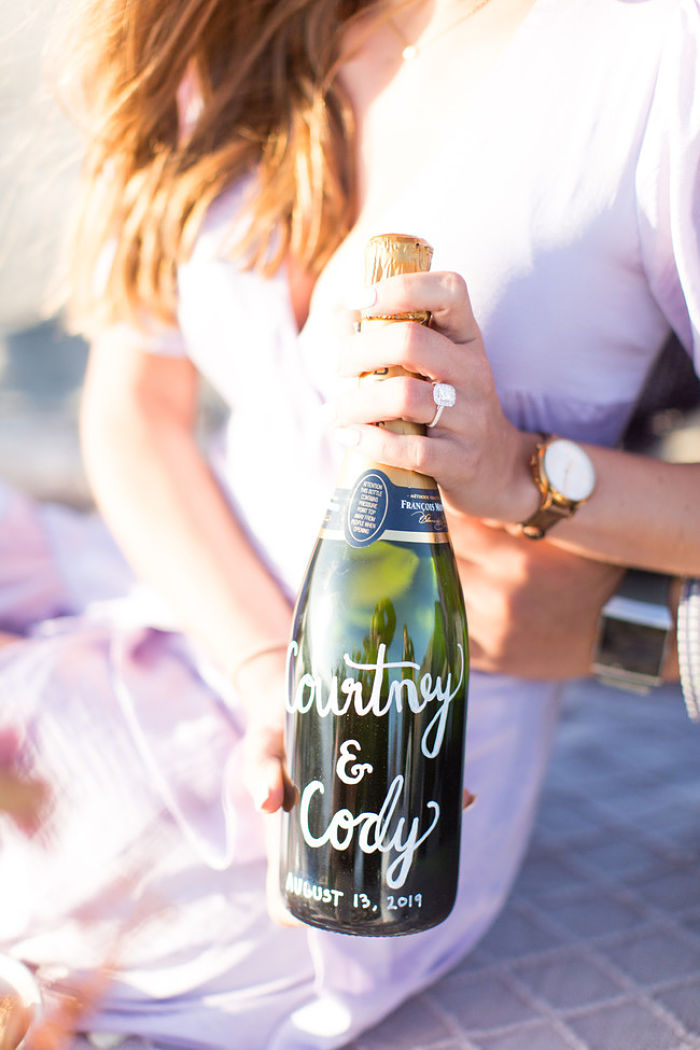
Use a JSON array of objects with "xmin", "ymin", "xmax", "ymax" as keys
[
  {"xmin": 336, "ymin": 739, "xmax": 374, "ymax": 784},
  {"xmin": 287, "ymin": 641, "xmax": 465, "ymax": 759},
  {"xmin": 299, "ymin": 776, "xmax": 441, "ymax": 889}
]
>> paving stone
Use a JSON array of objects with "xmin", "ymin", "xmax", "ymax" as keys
[
  {"xmin": 565, "ymin": 999, "xmax": 683, "ymax": 1050},
  {"xmin": 653, "ymin": 979, "xmax": 700, "ymax": 1037},
  {"xmin": 630, "ymin": 863, "xmax": 700, "ymax": 914},
  {"xmin": 352, "ymin": 996, "xmax": 452, "ymax": 1049},
  {"xmin": 572, "ymin": 836, "xmax": 665, "ymax": 879},
  {"xmin": 427, "ymin": 971, "xmax": 539, "ymax": 1032},
  {"xmin": 471, "ymin": 1022, "xmax": 577, "ymax": 1050},
  {"xmin": 598, "ymin": 926, "xmax": 700, "ymax": 987},
  {"xmin": 511, "ymin": 949, "xmax": 626, "ymax": 1010},
  {"xmin": 543, "ymin": 888, "xmax": 647, "ymax": 940},
  {"xmin": 510, "ymin": 853, "xmax": 589, "ymax": 900},
  {"xmin": 533, "ymin": 796, "xmax": 605, "ymax": 843},
  {"xmin": 476, "ymin": 905, "xmax": 563, "ymax": 961}
]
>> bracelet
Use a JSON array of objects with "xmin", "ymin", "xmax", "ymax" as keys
[
  {"xmin": 677, "ymin": 578, "xmax": 700, "ymax": 722},
  {"xmin": 229, "ymin": 642, "xmax": 289, "ymax": 693}
]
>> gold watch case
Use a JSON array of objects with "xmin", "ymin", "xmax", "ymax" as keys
[{"xmin": 520, "ymin": 436, "xmax": 596, "ymax": 540}]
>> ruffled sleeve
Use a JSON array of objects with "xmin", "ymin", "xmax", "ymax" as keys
[{"xmin": 635, "ymin": 0, "xmax": 700, "ymax": 373}]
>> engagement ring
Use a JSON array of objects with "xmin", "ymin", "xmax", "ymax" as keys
[{"xmin": 427, "ymin": 382, "xmax": 456, "ymax": 428}]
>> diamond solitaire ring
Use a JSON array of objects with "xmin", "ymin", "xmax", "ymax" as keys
[{"xmin": 427, "ymin": 382, "xmax": 456, "ymax": 428}]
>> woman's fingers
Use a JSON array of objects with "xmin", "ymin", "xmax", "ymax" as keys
[
  {"xmin": 336, "ymin": 425, "xmax": 455, "ymax": 487},
  {"xmin": 338, "ymin": 269, "xmax": 480, "ymax": 381},
  {"xmin": 333, "ymin": 266, "xmax": 531, "ymax": 525},
  {"xmin": 242, "ymin": 724, "xmax": 295, "ymax": 814},
  {"xmin": 336, "ymin": 372, "xmax": 460, "ymax": 431},
  {"xmin": 337, "ymin": 318, "xmax": 464, "ymax": 386},
  {"xmin": 334, "ymin": 269, "xmax": 486, "ymax": 436},
  {"xmin": 242, "ymin": 729, "xmax": 301, "ymax": 924},
  {"xmin": 281, "ymin": 768, "xmax": 300, "ymax": 812},
  {"xmin": 353, "ymin": 271, "xmax": 480, "ymax": 345}
]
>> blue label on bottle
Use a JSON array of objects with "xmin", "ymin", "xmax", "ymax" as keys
[
  {"xmin": 346, "ymin": 472, "xmax": 390, "ymax": 546},
  {"xmin": 322, "ymin": 469, "xmax": 448, "ymax": 547}
]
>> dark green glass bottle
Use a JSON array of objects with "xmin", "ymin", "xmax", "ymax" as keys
[{"xmin": 280, "ymin": 234, "xmax": 469, "ymax": 936}]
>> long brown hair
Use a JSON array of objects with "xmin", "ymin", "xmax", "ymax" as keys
[{"xmin": 62, "ymin": 0, "xmax": 381, "ymax": 334}]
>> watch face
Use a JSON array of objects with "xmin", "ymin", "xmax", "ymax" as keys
[{"xmin": 543, "ymin": 439, "xmax": 596, "ymax": 502}]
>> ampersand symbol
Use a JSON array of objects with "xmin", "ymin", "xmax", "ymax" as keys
[{"xmin": 336, "ymin": 739, "xmax": 374, "ymax": 785}]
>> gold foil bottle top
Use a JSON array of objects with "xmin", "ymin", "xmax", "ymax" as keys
[
  {"xmin": 364, "ymin": 233, "xmax": 434, "ymax": 283},
  {"xmin": 363, "ymin": 233, "xmax": 433, "ymax": 324}
]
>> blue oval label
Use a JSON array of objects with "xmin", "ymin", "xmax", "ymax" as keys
[{"xmin": 345, "ymin": 471, "xmax": 389, "ymax": 547}]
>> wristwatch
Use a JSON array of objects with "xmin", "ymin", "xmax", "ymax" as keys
[
  {"xmin": 520, "ymin": 436, "xmax": 596, "ymax": 539},
  {"xmin": 592, "ymin": 569, "xmax": 673, "ymax": 693}
]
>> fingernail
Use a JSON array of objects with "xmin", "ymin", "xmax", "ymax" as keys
[
  {"xmin": 334, "ymin": 427, "xmax": 361, "ymax": 448},
  {"xmin": 345, "ymin": 285, "xmax": 377, "ymax": 312}
]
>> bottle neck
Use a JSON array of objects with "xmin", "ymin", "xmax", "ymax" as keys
[
  {"xmin": 338, "ymin": 315, "xmax": 436, "ymax": 490},
  {"xmin": 361, "ymin": 308, "xmax": 432, "ymax": 432},
  {"xmin": 359, "ymin": 314, "xmax": 429, "ymax": 439}
]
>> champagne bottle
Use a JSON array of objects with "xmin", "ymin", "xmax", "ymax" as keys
[{"xmin": 280, "ymin": 234, "xmax": 469, "ymax": 936}]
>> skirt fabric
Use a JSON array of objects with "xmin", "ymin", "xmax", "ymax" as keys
[{"xmin": 0, "ymin": 482, "xmax": 560, "ymax": 1049}]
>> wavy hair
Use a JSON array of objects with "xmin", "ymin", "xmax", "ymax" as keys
[{"xmin": 61, "ymin": 0, "xmax": 382, "ymax": 333}]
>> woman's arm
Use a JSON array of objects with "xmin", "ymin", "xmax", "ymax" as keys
[
  {"xmin": 81, "ymin": 338, "xmax": 294, "ymax": 809},
  {"xmin": 335, "ymin": 272, "xmax": 700, "ymax": 578}
]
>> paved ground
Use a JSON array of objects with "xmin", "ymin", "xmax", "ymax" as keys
[{"xmin": 346, "ymin": 680, "xmax": 700, "ymax": 1050}]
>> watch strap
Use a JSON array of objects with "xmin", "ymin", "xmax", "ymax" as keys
[
  {"xmin": 520, "ymin": 501, "xmax": 574, "ymax": 540},
  {"xmin": 678, "ymin": 577, "xmax": 700, "ymax": 722}
]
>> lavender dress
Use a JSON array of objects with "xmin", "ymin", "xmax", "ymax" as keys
[{"xmin": 1, "ymin": 1, "xmax": 699, "ymax": 1046}]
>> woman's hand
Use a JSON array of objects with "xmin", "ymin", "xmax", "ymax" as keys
[
  {"xmin": 335, "ymin": 271, "xmax": 538, "ymax": 528},
  {"xmin": 333, "ymin": 271, "xmax": 628, "ymax": 681},
  {"xmin": 241, "ymin": 719, "xmax": 301, "ymax": 928},
  {"xmin": 236, "ymin": 649, "xmax": 296, "ymax": 814},
  {"xmin": 241, "ymin": 722, "xmax": 297, "ymax": 815},
  {"xmin": 236, "ymin": 651, "xmax": 301, "ymax": 926},
  {"xmin": 449, "ymin": 515, "xmax": 623, "ymax": 679},
  {"xmin": 334, "ymin": 271, "xmax": 700, "ymax": 580}
]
